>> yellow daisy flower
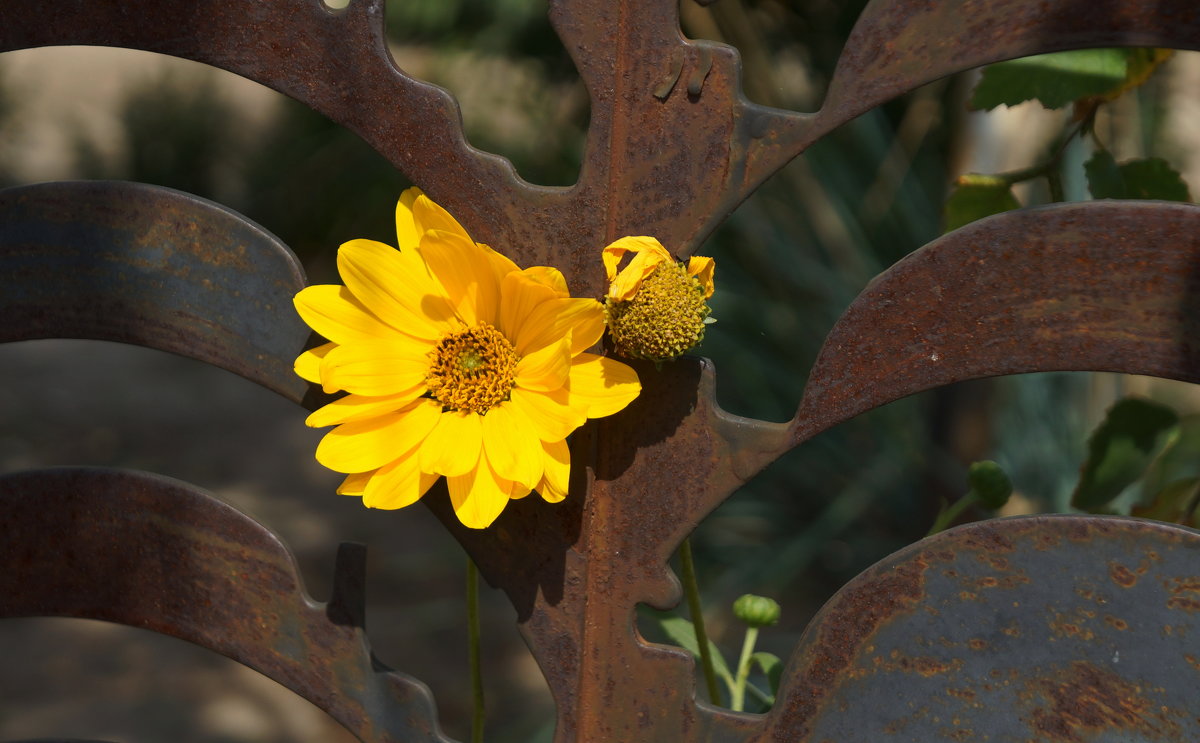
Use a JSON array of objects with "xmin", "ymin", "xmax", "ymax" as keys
[
  {"xmin": 602, "ymin": 236, "xmax": 715, "ymax": 363},
  {"xmin": 294, "ymin": 189, "xmax": 641, "ymax": 529}
]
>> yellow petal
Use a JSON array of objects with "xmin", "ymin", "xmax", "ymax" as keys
[
  {"xmin": 337, "ymin": 471, "xmax": 374, "ymax": 496},
  {"xmin": 420, "ymin": 229, "xmax": 500, "ymax": 326},
  {"xmin": 567, "ymin": 353, "xmax": 642, "ymax": 419},
  {"xmin": 603, "ymin": 236, "xmax": 671, "ymax": 301},
  {"xmin": 499, "ymin": 268, "xmax": 561, "ymax": 345},
  {"xmin": 537, "ymin": 438, "xmax": 570, "ymax": 503},
  {"xmin": 306, "ymin": 392, "xmax": 418, "ymax": 428},
  {"xmin": 295, "ymin": 342, "xmax": 335, "ymax": 384},
  {"xmin": 419, "ymin": 409, "xmax": 483, "ymax": 477},
  {"xmin": 521, "ymin": 266, "xmax": 569, "ymax": 297},
  {"xmin": 294, "ymin": 285, "xmax": 402, "ymax": 345},
  {"xmin": 515, "ymin": 296, "xmax": 605, "ymax": 356},
  {"xmin": 395, "ymin": 188, "xmax": 422, "ymax": 250},
  {"xmin": 320, "ymin": 339, "xmax": 431, "ymax": 396},
  {"xmin": 687, "ymin": 255, "xmax": 716, "ymax": 299},
  {"xmin": 412, "ymin": 192, "xmax": 473, "ymax": 241},
  {"xmin": 515, "ymin": 335, "xmax": 571, "ymax": 393},
  {"xmin": 362, "ymin": 454, "xmax": 437, "ymax": 510},
  {"xmin": 479, "ymin": 242, "xmax": 521, "ymax": 286},
  {"xmin": 482, "ymin": 402, "xmax": 542, "ymax": 489},
  {"xmin": 509, "ymin": 386, "xmax": 585, "ymax": 442},
  {"xmin": 337, "ymin": 238, "xmax": 456, "ymax": 339},
  {"xmin": 315, "ymin": 398, "xmax": 441, "ymax": 473},
  {"xmin": 447, "ymin": 455, "xmax": 512, "ymax": 529}
]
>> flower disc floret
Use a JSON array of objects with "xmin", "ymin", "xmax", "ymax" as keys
[
  {"xmin": 427, "ymin": 323, "xmax": 519, "ymax": 414},
  {"xmin": 601, "ymin": 236, "xmax": 715, "ymax": 363},
  {"xmin": 292, "ymin": 188, "xmax": 641, "ymax": 529},
  {"xmin": 605, "ymin": 262, "xmax": 711, "ymax": 363}
]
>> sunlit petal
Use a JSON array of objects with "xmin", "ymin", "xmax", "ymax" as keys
[
  {"xmin": 537, "ymin": 438, "xmax": 570, "ymax": 503},
  {"xmin": 362, "ymin": 455, "xmax": 438, "ymax": 510},
  {"xmin": 515, "ymin": 336, "xmax": 571, "ymax": 392},
  {"xmin": 687, "ymin": 255, "xmax": 716, "ymax": 299},
  {"xmin": 338, "ymin": 238, "xmax": 456, "ymax": 337},
  {"xmin": 295, "ymin": 342, "xmax": 335, "ymax": 384},
  {"xmin": 320, "ymin": 339, "xmax": 430, "ymax": 396},
  {"xmin": 447, "ymin": 455, "xmax": 512, "ymax": 529},
  {"xmin": 306, "ymin": 392, "xmax": 418, "ymax": 428},
  {"xmin": 602, "ymin": 236, "xmax": 672, "ymax": 300},
  {"xmin": 567, "ymin": 353, "xmax": 643, "ymax": 419},
  {"xmin": 515, "ymin": 297, "xmax": 605, "ymax": 356},
  {"xmin": 316, "ymin": 398, "xmax": 441, "ymax": 473},
  {"xmin": 420, "ymin": 229, "xmax": 501, "ymax": 326},
  {"xmin": 420, "ymin": 409, "xmax": 483, "ymax": 477},
  {"xmin": 482, "ymin": 402, "xmax": 542, "ymax": 489}
]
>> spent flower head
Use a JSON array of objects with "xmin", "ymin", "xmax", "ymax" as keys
[
  {"xmin": 602, "ymin": 236, "xmax": 715, "ymax": 364},
  {"xmin": 293, "ymin": 188, "xmax": 641, "ymax": 529}
]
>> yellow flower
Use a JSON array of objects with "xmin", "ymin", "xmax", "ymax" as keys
[
  {"xmin": 294, "ymin": 189, "xmax": 641, "ymax": 529},
  {"xmin": 602, "ymin": 236, "xmax": 715, "ymax": 363}
]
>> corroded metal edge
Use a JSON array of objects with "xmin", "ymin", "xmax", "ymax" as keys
[
  {"xmin": 792, "ymin": 200, "xmax": 1200, "ymax": 445},
  {"xmin": 0, "ymin": 181, "xmax": 312, "ymax": 404},
  {"xmin": 0, "ymin": 467, "xmax": 454, "ymax": 743}
]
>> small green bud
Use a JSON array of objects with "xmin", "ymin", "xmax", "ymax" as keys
[
  {"xmin": 968, "ymin": 460, "xmax": 1012, "ymax": 510},
  {"xmin": 732, "ymin": 594, "xmax": 781, "ymax": 628}
]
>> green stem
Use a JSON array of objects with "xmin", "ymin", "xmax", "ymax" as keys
[
  {"xmin": 926, "ymin": 491, "xmax": 979, "ymax": 536},
  {"xmin": 679, "ymin": 538, "xmax": 722, "ymax": 705},
  {"xmin": 467, "ymin": 557, "xmax": 484, "ymax": 743},
  {"xmin": 731, "ymin": 626, "xmax": 759, "ymax": 712}
]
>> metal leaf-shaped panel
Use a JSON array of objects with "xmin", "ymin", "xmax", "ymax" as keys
[
  {"xmin": 760, "ymin": 515, "xmax": 1200, "ymax": 742},
  {"xmin": 0, "ymin": 467, "xmax": 452, "ymax": 743},
  {"xmin": 793, "ymin": 201, "xmax": 1200, "ymax": 444},
  {"xmin": 0, "ymin": 181, "xmax": 310, "ymax": 402}
]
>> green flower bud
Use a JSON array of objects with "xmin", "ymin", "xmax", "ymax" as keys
[
  {"xmin": 968, "ymin": 460, "xmax": 1013, "ymax": 510},
  {"xmin": 732, "ymin": 593, "xmax": 781, "ymax": 628}
]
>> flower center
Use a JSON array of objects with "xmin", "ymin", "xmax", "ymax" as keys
[
  {"xmin": 427, "ymin": 323, "xmax": 520, "ymax": 414},
  {"xmin": 604, "ymin": 261, "xmax": 711, "ymax": 363}
]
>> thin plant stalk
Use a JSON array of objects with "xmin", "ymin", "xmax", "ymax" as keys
[
  {"xmin": 730, "ymin": 626, "xmax": 760, "ymax": 712},
  {"xmin": 679, "ymin": 538, "xmax": 722, "ymax": 705},
  {"xmin": 467, "ymin": 556, "xmax": 485, "ymax": 743}
]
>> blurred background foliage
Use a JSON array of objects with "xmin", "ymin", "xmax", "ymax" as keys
[{"xmin": 1, "ymin": 0, "xmax": 1199, "ymax": 738}]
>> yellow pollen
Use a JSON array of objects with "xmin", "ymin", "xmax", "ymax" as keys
[{"xmin": 426, "ymin": 323, "xmax": 520, "ymax": 414}]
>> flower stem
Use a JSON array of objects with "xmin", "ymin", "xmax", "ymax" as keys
[
  {"xmin": 679, "ymin": 538, "xmax": 722, "ymax": 705},
  {"xmin": 926, "ymin": 491, "xmax": 979, "ymax": 536},
  {"xmin": 467, "ymin": 556, "xmax": 485, "ymax": 743},
  {"xmin": 731, "ymin": 626, "xmax": 760, "ymax": 712}
]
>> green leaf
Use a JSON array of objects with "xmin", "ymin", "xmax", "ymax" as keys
[
  {"xmin": 1142, "ymin": 415, "xmax": 1200, "ymax": 496},
  {"xmin": 750, "ymin": 651, "xmax": 784, "ymax": 696},
  {"xmin": 1071, "ymin": 397, "xmax": 1180, "ymax": 511},
  {"xmin": 1085, "ymin": 150, "xmax": 1191, "ymax": 201},
  {"xmin": 1131, "ymin": 477, "xmax": 1200, "ymax": 525},
  {"xmin": 646, "ymin": 613, "xmax": 735, "ymax": 685},
  {"xmin": 970, "ymin": 49, "xmax": 1129, "ymax": 111},
  {"xmin": 944, "ymin": 177, "xmax": 1020, "ymax": 233}
]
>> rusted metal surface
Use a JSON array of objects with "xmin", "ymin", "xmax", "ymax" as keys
[
  {"xmin": 0, "ymin": 467, "xmax": 453, "ymax": 743},
  {"xmin": 793, "ymin": 201, "xmax": 1200, "ymax": 445},
  {"xmin": 761, "ymin": 516, "xmax": 1200, "ymax": 743},
  {"xmin": 3, "ymin": 1, "xmax": 1200, "ymax": 742},
  {"xmin": 0, "ymin": 181, "xmax": 311, "ymax": 404}
]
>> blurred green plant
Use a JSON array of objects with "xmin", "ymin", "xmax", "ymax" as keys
[{"xmin": 945, "ymin": 47, "xmax": 1189, "ymax": 232}]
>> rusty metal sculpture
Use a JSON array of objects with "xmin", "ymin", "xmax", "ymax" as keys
[{"xmin": 4, "ymin": 1, "xmax": 1200, "ymax": 741}]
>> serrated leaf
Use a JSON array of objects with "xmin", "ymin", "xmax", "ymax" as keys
[
  {"xmin": 645, "ymin": 613, "xmax": 734, "ymax": 685},
  {"xmin": 1085, "ymin": 150, "xmax": 1191, "ymax": 201},
  {"xmin": 944, "ymin": 178, "xmax": 1020, "ymax": 233},
  {"xmin": 1131, "ymin": 477, "xmax": 1200, "ymax": 525},
  {"xmin": 1072, "ymin": 397, "xmax": 1180, "ymax": 511},
  {"xmin": 970, "ymin": 49, "xmax": 1129, "ymax": 111},
  {"xmin": 751, "ymin": 651, "xmax": 784, "ymax": 696}
]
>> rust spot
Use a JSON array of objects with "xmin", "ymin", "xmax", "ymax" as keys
[
  {"xmin": 1025, "ymin": 662, "xmax": 1182, "ymax": 741},
  {"xmin": 947, "ymin": 687, "xmax": 977, "ymax": 700},
  {"xmin": 1103, "ymin": 615, "xmax": 1129, "ymax": 631},
  {"xmin": 1184, "ymin": 654, "xmax": 1200, "ymax": 672},
  {"xmin": 968, "ymin": 638, "xmax": 988, "ymax": 651},
  {"xmin": 1109, "ymin": 562, "xmax": 1138, "ymax": 588},
  {"xmin": 1166, "ymin": 597, "xmax": 1200, "ymax": 613}
]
